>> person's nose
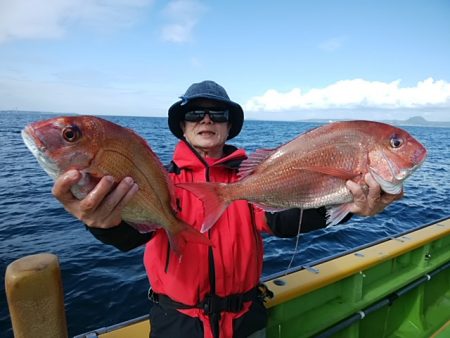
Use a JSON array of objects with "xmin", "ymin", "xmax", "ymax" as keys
[{"xmin": 200, "ymin": 113, "xmax": 213, "ymax": 124}]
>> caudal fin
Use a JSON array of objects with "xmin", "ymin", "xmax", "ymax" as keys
[
  {"xmin": 176, "ymin": 182, "xmax": 230, "ymax": 233},
  {"xmin": 167, "ymin": 222, "xmax": 213, "ymax": 256}
]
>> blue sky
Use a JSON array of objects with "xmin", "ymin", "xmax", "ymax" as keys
[{"xmin": 1, "ymin": 0, "xmax": 449, "ymax": 121}]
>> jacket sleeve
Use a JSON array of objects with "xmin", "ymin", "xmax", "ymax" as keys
[
  {"xmin": 87, "ymin": 222, "xmax": 153, "ymax": 252},
  {"xmin": 266, "ymin": 207, "xmax": 353, "ymax": 238}
]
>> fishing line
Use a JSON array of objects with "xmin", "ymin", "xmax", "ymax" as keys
[{"xmin": 284, "ymin": 209, "xmax": 303, "ymax": 275}]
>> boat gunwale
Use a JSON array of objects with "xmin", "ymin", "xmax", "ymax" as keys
[
  {"xmin": 263, "ymin": 215, "xmax": 450, "ymax": 282},
  {"xmin": 264, "ymin": 216, "xmax": 450, "ymax": 307},
  {"xmin": 74, "ymin": 216, "xmax": 450, "ymax": 338}
]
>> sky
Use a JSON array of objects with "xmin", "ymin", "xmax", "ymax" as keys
[{"xmin": 0, "ymin": 0, "xmax": 449, "ymax": 121}]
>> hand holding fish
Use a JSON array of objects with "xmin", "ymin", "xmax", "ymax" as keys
[
  {"xmin": 346, "ymin": 173, "xmax": 404, "ymax": 217},
  {"xmin": 22, "ymin": 115, "xmax": 212, "ymax": 254},
  {"xmin": 52, "ymin": 170, "xmax": 139, "ymax": 229}
]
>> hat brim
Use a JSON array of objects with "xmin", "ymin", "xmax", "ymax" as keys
[{"xmin": 168, "ymin": 98, "xmax": 244, "ymax": 140}]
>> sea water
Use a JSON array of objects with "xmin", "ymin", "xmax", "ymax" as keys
[{"xmin": 0, "ymin": 112, "xmax": 449, "ymax": 336}]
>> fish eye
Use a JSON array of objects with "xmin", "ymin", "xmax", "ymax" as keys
[
  {"xmin": 390, "ymin": 135, "xmax": 403, "ymax": 148},
  {"xmin": 62, "ymin": 126, "xmax": 81, "ymax": 142}
]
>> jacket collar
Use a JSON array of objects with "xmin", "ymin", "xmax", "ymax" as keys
[{"xmin": 173, "ymin": 140, "xmax": 247, "ymax": 171}]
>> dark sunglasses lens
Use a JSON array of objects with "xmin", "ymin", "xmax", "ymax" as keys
[
  {"xmin": 184, "ymin": 111, "xmax": 204, "ymax": 122},
  {"xmin": 209, "ymin": 110, "xmax": 229, "ymax": 122},
  {"xmin": 184, "ymin": 110, "xmax": 229, "ymax": 122}
]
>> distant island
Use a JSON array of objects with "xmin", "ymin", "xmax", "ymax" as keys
[
  {"xmin": 381, "ymin": 115, "xmax": 450, "ymax": 128},
  {"xmin": 298, "ymin": 115, "xmax": 450, "ymax": 128}
]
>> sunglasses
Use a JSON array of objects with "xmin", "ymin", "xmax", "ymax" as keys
[{"xmin": 184, "ymin": 109, "xmax": 230, "ymax": 123}]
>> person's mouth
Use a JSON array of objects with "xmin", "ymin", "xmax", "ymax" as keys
[{"xmin": 198, "ymin": 130, "xmax": 216, "ymax": 136}]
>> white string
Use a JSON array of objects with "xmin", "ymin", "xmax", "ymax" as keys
[{"xmin": 284, "ymin": 209, "xmax": 303, "ymax": 275}]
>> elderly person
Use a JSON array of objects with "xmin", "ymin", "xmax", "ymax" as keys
[{"xmin": 52, "ymin": 80, "xmax": 402, "ymax": 338}]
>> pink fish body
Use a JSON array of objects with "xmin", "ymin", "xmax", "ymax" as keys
[
  {"xmin": 178, "ymin": 120, "xmax": 427, "ymax": 232},
  {"xmin": 22, "ymin": 115, "xmax": 211, "ymax": 254}
]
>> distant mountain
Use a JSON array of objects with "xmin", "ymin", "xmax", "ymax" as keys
[
  {"xmin": 386, "ymin": 116, "xmax": 450, "ymax": 128},
  {"xmin": 297, "ymin": 115, "xmax": 450, "ymax": 128},
  {"xmin": 404, "ymin": 116, "xmax": 428, "ymax": 124}
]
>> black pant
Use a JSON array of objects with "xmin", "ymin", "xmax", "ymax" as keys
[{"xmin": 149, "ymin": 299, "xmax": 267, "ymax": 338}]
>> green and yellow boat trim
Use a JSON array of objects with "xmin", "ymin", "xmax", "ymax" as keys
[{"xmin": 6, "ymin": 217, "xmax": 450, "ymax": 338}]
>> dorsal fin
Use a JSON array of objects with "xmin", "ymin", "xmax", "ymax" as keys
[{"xmin": 238, "ymin": 148, "xmax": 277, "ymax": 179}]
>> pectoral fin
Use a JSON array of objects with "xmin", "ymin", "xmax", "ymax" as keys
[{"xmin": 326, "ymin": 203, "xmax": 353, "ymax": 226}]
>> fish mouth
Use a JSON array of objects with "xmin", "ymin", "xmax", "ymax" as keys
[
  {"xmin": 21, "ymin": 127, "xmax": 59, "ymax": 180},
  {"xmin": 369, "ymin": 167, "xmax": 407, "ymax": 194},
  {"xmin": 22, "ymin": 127, "xmax": 42, "ymax": 156},
  {"xmin": 369, "ymin": 151, "xmax": 423, "ymax": 194}
]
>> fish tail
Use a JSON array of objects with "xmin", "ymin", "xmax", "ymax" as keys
[
  {"xmin": 177, "ymin": 182, "xmax": 231, "ymax": 233},
  {"xmin": 167, "ymin": 222, "xmax": 213, "ymax": 255}
]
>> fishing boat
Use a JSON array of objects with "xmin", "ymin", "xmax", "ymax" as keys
[{"xmin": 5, "ymin": 216, "xmax": 450, "ymax": 338}]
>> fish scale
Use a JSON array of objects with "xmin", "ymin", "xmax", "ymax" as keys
[
  {"xmin": 22, "ymin": 115, "xmax": 212, "ymax": 255},
  {"xmin": 177, "ymin": 120, "xmax": 427, "ymax": 233}
]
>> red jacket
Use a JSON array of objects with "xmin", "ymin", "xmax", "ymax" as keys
[{"xmin": 143, "ymin": 140, "xmax": 270, "ymax": 338}]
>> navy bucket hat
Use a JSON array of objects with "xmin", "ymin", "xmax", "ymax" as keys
[{"xmin": 168, "ymin": 80, "xmax": 244, "ymax": 140}]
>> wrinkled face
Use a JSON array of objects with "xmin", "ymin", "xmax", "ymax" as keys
[
  {"xmin": 180, "ymin": 99, "xmax": 232, "ymax": 158},
  {"xmin": 368, "ymin": 127, "xmax": 427, "ymax": 194}
]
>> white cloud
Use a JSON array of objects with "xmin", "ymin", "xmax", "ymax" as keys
[
  {"xmin": 0, "ymin": 0, "xmax": 152, "ymax": 43},
  {"xmin": 2, "ymin": 75, "xmax": 449, "ymax": 121},
  {"xmin": 160, "ymin": 0, "xmax": 206, "ymax": 43},
  {"xmin": 318, "ymin": 36, "xmax": 346, "ymax": 52},
  {"xmin": 244, "ymin": 78, "xmax": 450, "ymax": 114}
]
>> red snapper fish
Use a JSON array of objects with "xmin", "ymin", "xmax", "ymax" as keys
[
  {"xmin": 22, "ymin": 115, "xmax": 211, "ymax": 254},
  {"xmin": 178, "ymin": 120, "xmax": 427, "ymax": 233}
]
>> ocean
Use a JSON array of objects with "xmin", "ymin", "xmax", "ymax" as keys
[{"xmin": 1, "ymin": 112, "xmax": 449, "ymax": 337}]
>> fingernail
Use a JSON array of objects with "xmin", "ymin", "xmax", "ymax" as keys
[
  {"xmin": 123, "ymin": 177, "xmax": 134, "ymax": 185},
  {"xmin": 104, "ymin": 175, "xmax": 114, "ymax": 183},
  {"xmin": 65, "ymin": 170, "xmax": 79, "ymax": 180}
]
